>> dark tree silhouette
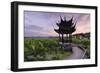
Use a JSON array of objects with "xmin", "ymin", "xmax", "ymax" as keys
[{"xmin": 54, "ymin": 16, "xmax": 76, "ymax": 43}]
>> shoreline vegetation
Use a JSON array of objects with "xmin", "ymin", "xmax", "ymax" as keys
[
  {"xmin": 24, "ymin": 38, "xmax": 72, "ymax": 62},
  {"xmin": 24, "ymin": 35, "xmax": 90, "ymax": 62}
]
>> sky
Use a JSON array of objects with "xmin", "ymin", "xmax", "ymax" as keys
[{"xmin": 24, "ymin": 11, "xmax": 90, "ymax": 37}]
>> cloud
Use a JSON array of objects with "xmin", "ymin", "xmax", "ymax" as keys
[
  {"xmin": 24, "ymin": 11, "xmax": 90, "ymax": 37},
  {"xmin": 24, "ymin": 29, "xmax": 56, "ymax": 37},
  {"xmin": 25, "ymin": 24, "xmax": 43, "ymax": 31},
  {"xmin": 73, "ymin": 14, "xmax": 90, "ymax": 34}
]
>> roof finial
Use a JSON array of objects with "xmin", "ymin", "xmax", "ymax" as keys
[
  {"xmin": 71, "ymin": 16, "xmax": 73, "ymax": 20},
  {"xmin": 74, "ymin": 20, "xmax": 77, "ymax": 26},
  {"xmin": 60, "ymin": 16, "xmax": 63, "ymax": 22},
  {"xmin": 69, "ymin": 16, "xmax": 73, "ymax": 23}
]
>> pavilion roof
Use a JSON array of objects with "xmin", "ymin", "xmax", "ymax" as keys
[
  {"xmin": 54, "ymin": 16, "xmax": 76, "ymax": 34},
  {"xmin": 56, "ymin": 17, "xmax": 74, "ymax": 27}
]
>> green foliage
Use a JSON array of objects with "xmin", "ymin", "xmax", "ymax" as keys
[
  {"xmin": 72, "ymin": 38, "xmax": 90, "ymax": 58},
  {"xmin": 24, "ymin": 37, "xmax": 90, "ymax": 61},
  {"xmin": 24, "ymin": 38, "xmax": 71, "ymax": 61}
]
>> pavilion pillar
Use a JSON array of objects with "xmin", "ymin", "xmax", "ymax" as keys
[
  {"xmin": 66, "ymin": 34, "xmax": 68, "ymax": 42},
  {"xmin": 70, "ymin": 33, "xmax": 72, "ymax": 42},
  {"xmin": 62, "ymin": 34, "xmax": 64, "ymax": 43},
  {"xmin": 59, "ymin": 34, "xmax": 60, "ymax": 41}
]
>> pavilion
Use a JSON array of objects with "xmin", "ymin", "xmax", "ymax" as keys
[{"xmin": 54, "ymin": 16, "xmax": 76, "ymax": 44}]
